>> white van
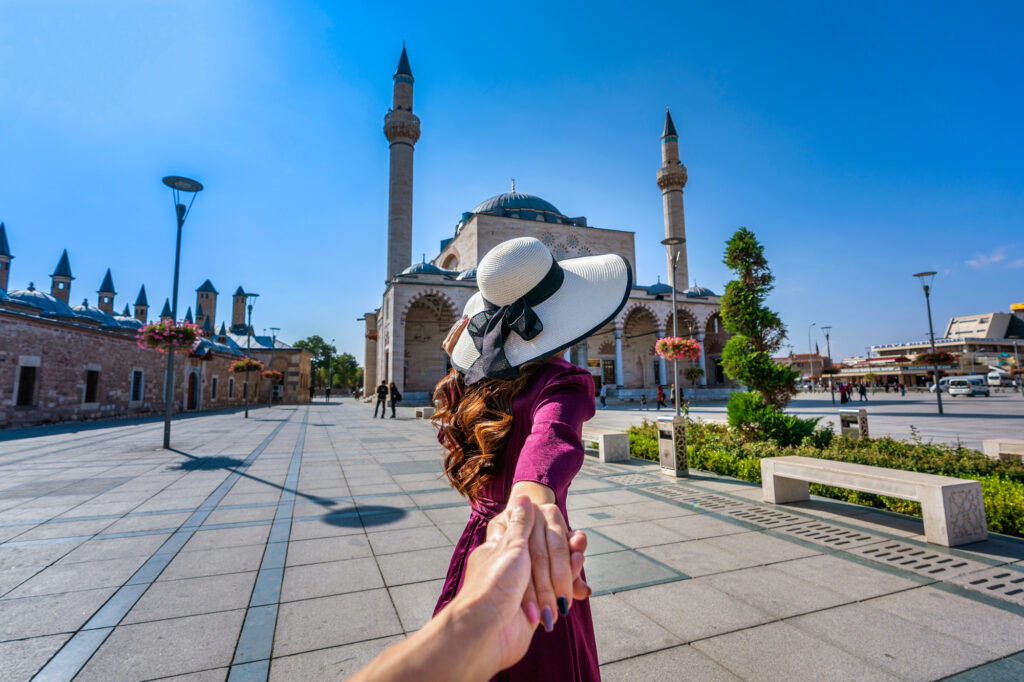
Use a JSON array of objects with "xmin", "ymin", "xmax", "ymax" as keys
[
  {"xmin": 948, "ymin": 376, "xmax": 990, "ymax": 397},
  {"xmin": 987, "ymin": 370, "xmax": 1012, "ymax": 387}
]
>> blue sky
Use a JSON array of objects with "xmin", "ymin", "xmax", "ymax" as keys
[{"xmin": 1, "ymin": 0, "xmax": 1021, "ymax": 361}]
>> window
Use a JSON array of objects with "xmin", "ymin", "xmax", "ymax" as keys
[
  {"xmin": 130, "ymin": 370, "xmax": 143, "ymax": 402},
  {"xmin": 211, "ymin": 376, "xmax": 218, "ymax": 400},
  {"xmin": 84, "ymin": 369, "xmax": 100, "ymax": 403},
  {"xmin": 16, "ymin": 366, "xmax": 36, "ymax": 406},
  {"xmin": 228, "ymin": 377, "xmax": 235, "ymax": 398},
  {"xmin": 57, "ymin": 281, "xmax": 65, "ymax": 290}
]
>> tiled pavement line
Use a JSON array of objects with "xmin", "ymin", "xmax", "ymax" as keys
[
  {"xmin": 227, "ymin": 406, "xmax": 310, "ymax": 681},
  {"xmin": 0, "ymin": 422, "xmax": 167, "ymax": 466},
  {"xmin": 30, "ymin": 411, "xmax": 299, "ymax": 682}
]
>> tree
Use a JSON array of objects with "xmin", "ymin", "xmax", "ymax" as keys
[
  {"xmin": 330, "ymin": 353, "xmax": 363, "ymax": 390},
  {"xmin": 294, "ymin": 335, "xmax": 337, "ymax": 388},
  {"xmin": 720, "ymin": 227, "xmax": 798, "ymax": 409}
]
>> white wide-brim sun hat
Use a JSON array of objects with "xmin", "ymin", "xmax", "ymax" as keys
[{"xmin": 450, "ymin": 236, "xmax": 632, "ymax": 380}]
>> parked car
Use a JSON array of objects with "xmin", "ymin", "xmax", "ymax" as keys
[
  {"xmin": 948, "ymin": 376, "xmax": 990, "ymax": 397},
  {"xmin": 929, "ymin": 377, "xmax": 950, "ymax": 393}
]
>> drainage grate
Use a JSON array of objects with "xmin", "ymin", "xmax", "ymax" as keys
[
  {"xmin": 722, "ymin": 506, "xmax": 806, "ymax": 528},
  {"xmin": 603, "ymin": 473, "xmax": 660, "ymax": 486},
  {"xmin": 776, "ymin": 521, "xmax": 882, "ymax": 548},
  {"xmin": 949, "ymin": 567, "xmax": 1024, "ymax": 605},
  {"xmin": 643, "ymin": 486, "xmax": 746, "ymax": 511},
  {"xmin": 847, "ymin": 541, "xmax": 987, "ymax": 579}
]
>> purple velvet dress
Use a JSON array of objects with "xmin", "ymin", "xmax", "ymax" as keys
[{"xmin": 433, "ymin": 357, "xmax": 601, "ymax": 681}]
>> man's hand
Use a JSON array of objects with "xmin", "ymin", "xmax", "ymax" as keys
[{"xmin": 442, "ymin": 315, "xmax": 469, "ymax": 356}]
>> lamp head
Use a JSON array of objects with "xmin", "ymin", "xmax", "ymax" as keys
[
  {"xmin": 913, "ymin": 271, "xmax": 937, "ymax": 290},
  {"xmin": 661, "ymin": 237, "xmax": 685, "ymax": 246},
  {"xmin": 162, "ymin": 176, "xmax": 203, "ymax": 193}
]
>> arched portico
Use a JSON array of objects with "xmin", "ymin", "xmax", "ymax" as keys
[{"xmin": 401, "ymin": 292, "xmax": 457, "ymax": 393}]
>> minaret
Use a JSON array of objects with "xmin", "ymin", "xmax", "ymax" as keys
[
  {"xmin": 0, "ymin": 223, "xmax": 12, "ymax": 291},
  {"xmin": 97, "ymin": 268, "xmax": 116, "ymax": 314},
  {"xmin": 50, "ymin": 250, "xmax": 74, "ymax": 303},
  {"xmin": 383, "ymin": 45, "xmax": 420, "ymax": 281},
  {"xmin": 134, "ymin": 285, "xmax": 149, "ymax": 323},
  {"xmin": 657, "ymin": 108, "xmax": 689, "ymax": 290}
]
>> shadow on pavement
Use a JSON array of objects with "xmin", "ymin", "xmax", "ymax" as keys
[
  {"xmin": 170, "ymin": 456, "xmax": 246, "ymax": 471},
  {"xmin": 321, "ymin": 505, "xmax": 407, "ymax": 528}
]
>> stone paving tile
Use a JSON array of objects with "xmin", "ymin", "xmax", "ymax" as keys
[
  {"xmin": 0, "ymin": 633, "xmax": 72, "ymax": 681},
  {"xmin": 704, "ymin": 530, "xmax": 822, "ymax": 564},
  {"xmin": 600, "ymin": 644, "xmax": 742, "ymax": 681},
  {"xmin": 788, "ymin": 601, "xmax": 997, "ymax": 681},
  {"xmin": 866, "ymin": 586, "xmax": 1024, "ymax": 657},
  {"xmin": 617, "ymin": 580, "xmax": 773, "ymax": 642},
  {"xmin": 377, "ymin": 546, "xmax": 455, "ymax": 586},
  {"xmin": 0, "ymin": 587, "xmax": 116, "ymax": 641},
  {"xmin": 159, "ymin": 544, "xmax": 267, "ymax": 581},
  {"xmin": 273, "ymin": 589, "xmax": 403, "ymax": 657},
  {"xmin": 101, "ymin": 512, "xmax": 193, "ymax": 534},
  {"xmin": 585, "ymin": 549, "xmax": 682, "ymax": 593},
  {"xmin": 202, "ymin": 505, "xmax": 277, "ymax": 525},
  {"xmin": 268, "ymin": 635, "xmax": 405, "ymax": 681},
  {"xmin": 356, "ymin": 508, "xmax": 435, "ymax": 532},
  {"xmin": 639, "ymin": 538, "xmax": 761, "ymax": 577},
  {"xmin": 593, "ymin": 520, "xmax": 688, "ymax": 548},
  {"xmin": 388, "ymin": 578, "xmax": 445, "ymax": 632},
  {"xmin": 75, "ymin": 609, "xmax": 245, "ymax": 681},
  {"xmin": 0, "ymin": 543, "xmax": 81, "ymax": 570},
  {"xmin": 770, "ymin": 553, "xmax": 920, "ymax": 600},
  {"xmin": 423, "ymin": 505, "xmax": 471, "ymax": 526},
  {"xmin": 153, "ymin": 667, "xmax": 229, "ymax": 681},
  {"xmin": 280, "ymin": 557, "xmax": 384, "ymax": 602},
  {"xmin": 944, "ymin": 658, "xmax": 1024, "ymax": 681},
  {"xmin": 5, "ymin": 554, "xmax": 147, "ymax": 598},
  {"xmin": 652, "ymin": 514, "xmax": 749, "ymax": 540},
  {"xmin": 123, "ymin": 571, "xmax": 257, "ymax": 624},
  {"xmin": 58, "ymin": 533, "xmax": 172, "ymax": 564},
  {"xmin": 366, "ymin": 525, "xmax": 452, "ymax": 555},
  {"xmin": 692, "ymin": 621, "xmax": 899, "ymax": 681},
  {"xmin": 588, "ymin": 593, "xmax": 682, "ymax": 665},
  {"xmin": 181, "ymin": 525, "xmax": 271, "ymax": 553},
  {"xmin": 0, "ymin": 565, "xmax": 41, "ymax": 596},
  {"xmin": 286, "ymin": 534, "xmax": 372, "ymax": 566},
  {"xmin": 288, "ymin": 516, "xmax": 364, "ymax": 541},
  {"xmin": 699, "ymin": 566, "xmax": 852, "ymax": 619},
  {"xmin": 8, "ymin": 517, "xmax": 116, "ymax": 541}
]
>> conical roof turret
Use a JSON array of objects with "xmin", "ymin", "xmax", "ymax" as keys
[
  {"xmin": 184, "ymin": 306, "xmax": 193, "ymax": 323},
  {"xmin": 135, "ymin": 285, "xmax": 148, "ymax": 306},
  {"xmin": 52, "ymin": 250, "xmax": 73, "ymax": 278},
  {"xmin": 196, "ymin": 279, "xmax": 218, "ymax": 294},
  {"xmin": 395, "ymin": 44, "xmax": 412, "ymax": 78},
  {"xmin": 98, "ymin": 268, "xmax": 116, "ymax": 294},
  {"xmin": 0, "ymin": 223, "xmax": 12, "ymax": 258},
  {"xmin": 121, "ymin": 303, "xmax": 131, "ymax": 316},
  {"xmin": 662, "ymin": 107, "xmax": 678, "ymax": 138},
  {"xmin": 160, "ymin": 298, "xmax": 172, "ymax": 318}
]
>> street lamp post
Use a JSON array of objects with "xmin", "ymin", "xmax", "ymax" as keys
[
  {"xmin": 268, "ymin": 327, "xmax": 279, "ymax": 408},
  {"xmin": 913, "ymin": 271, "xmax": 944, "ymax": 415},
  {"xmin": 662, "ymin": 238, "xmax": 685, "ymax": 417},
  {"xmin": 807, "ymin": 322, "xmax": 816, "ymax": 381},
  {"xmin": 325, "ymin": 338, "xmax": 335, "ymax": 404},
  {"xmin": 160, "ymin": 176, "xmax": 203, "ymax": 450},
  {"xmin": 821, "ymin": 326, "xmax": 835, "ymax": 405},
  {"xmin": 243, "ymin": 293, "xmax": 259, "ymax": 418}
]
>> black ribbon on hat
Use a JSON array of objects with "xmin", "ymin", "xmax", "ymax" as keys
[{"xmin": 464, "ymin": 259, "xmax": 565, "ymax": 385}]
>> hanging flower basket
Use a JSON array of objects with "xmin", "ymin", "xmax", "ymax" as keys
[
  {"xmin": 655, "ymin": 336, "xmax": 702, "ymax": 362},
  {"xmin": 230, "ymin": 357, "xmax": 264, "ymax": 374},
  {"xmin": 136, "ymin": 320, "xmax": 202, "ymax": 354},
  {"xmin": 916, "ymin": 350, "xmax": 957, "ymax": 366},
  {"xmin": 262, "ymin": 369, "xmax": 283, "ymax": 383}
]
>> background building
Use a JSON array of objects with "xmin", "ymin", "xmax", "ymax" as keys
[{"xmin": 363, "ymin": 49, "xmax": 734, "ymax": 403}]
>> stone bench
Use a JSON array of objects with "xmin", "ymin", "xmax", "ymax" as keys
[
  {"xmin": 582, "ymin": 426, "xmax": 629, "ymax": 463},
  {"xmin": 760, "ymin": 455, "xmax": 987, "ymax": 547},
  {"xmin": 982, "ymin": 439, "xmax": 1024, "ymax": 462},
  {"xmin": 414, "ymin": 407, "xmax": 435, "ymax": 419}
]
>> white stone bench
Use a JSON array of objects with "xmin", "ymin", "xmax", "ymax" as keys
[
  {"xmin": 761, "ymin": 455, "xmax": 987, "ymax": 547},
  {"xmin": 581, "ymin": 426, "xmax": 629, "ymax": 463},
  {"xmin": 414, "ymin": 407, "xmax": 435, "ymax": 419},
  {"xmin": 982, "ymin": 439, "xmax": 1024, "ymax": 462}
]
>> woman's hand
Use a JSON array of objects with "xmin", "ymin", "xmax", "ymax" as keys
[
  {"xmin": 488, "ymin": 493, "xmax": 590, "ymax": 634},
  {"xmin": 442, "ymin": 315, "xmax": 469, "ymax": 356}
]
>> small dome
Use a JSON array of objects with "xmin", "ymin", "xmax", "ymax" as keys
[
  {"xmin": 114, "ymin": 315, "xmax": 143, "ymax": 330},
  {"xmin": 72, "ymin": 300, "xmax": 121, "ymax": 328},
  {"xmin": 398, "ymin": 261, "xmax": 447, "ymax": 277},
  {"xmin": 684, "ymin": 284, "xmax": 717, "ymax": 298},
  {"xmin": 8, "ymin": 285, "xmax": 77, "ymax": 318},
  {"xmin": 470, "ymin": 192, "xmax": 568, "ymax": 222},
  {"xmin": 455, "ymin": 268, "xmax": 477, "ymax": 281},
  {"xmin": 646, "ymin": 278, "xmax": 673, "ymax": 296}
]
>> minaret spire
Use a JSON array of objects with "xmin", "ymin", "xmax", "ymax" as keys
[
  {"xmin": 383, "ymin": 44, "xmax": 421, "ymax": 281},
  {"xmin": 0, "ymin": 223, "xmax": 12, "ymax": 291},
  {"xmin": 657, "ymin": 106, "xmax": 689, "ymax": 290}
]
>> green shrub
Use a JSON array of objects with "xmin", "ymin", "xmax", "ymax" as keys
[
  {"xmin": 725, "ymin": 391, "xmax": 819, "ymax": 447},
  {"xmin": 626, "ymin": 419, "xmax": 659, "ymax": 462}
]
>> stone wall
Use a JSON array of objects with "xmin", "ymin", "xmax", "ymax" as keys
[{"xmin": 0, "ymin": 311, "xmax": 251, "ymax": 429}]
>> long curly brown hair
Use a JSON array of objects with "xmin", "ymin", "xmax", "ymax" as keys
[{"xmin": 431, "ymin": 362, "xmax": 545, "ymax": 502}]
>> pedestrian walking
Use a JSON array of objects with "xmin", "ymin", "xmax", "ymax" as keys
[
  {"xmin": 432, "ymin": 235, "xmax": 630, "ymax": 681},
  {"xmin": 599, "ymin": 383, "xmax": 608, "ymax": 409},
  {"xmin": 656, "ymin": 385, "xmax": 667, "ymax": 410},
  {"xmin": 389, "ymin": 381, "xmax": 402, "ymax": 418},
  {"xmin": 639, "ymin": 394, "xmax": 648, "ymax": 411},
  {"xmin": 900, "ymin": 383, "xmax": 906, "ymax": 397},
  {"xmin": 308, "ymin": 385, "xmax": 314, "ymax": 402},
  {"xmin": 374, "ymin": 380, "xmax": 388, "ymax": 418},
  {"xmin": 859, "ymin": 384, "xmax": 868, "ymax": 402}
]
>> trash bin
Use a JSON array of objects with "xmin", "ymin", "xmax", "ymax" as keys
[
  {"xmin": 657, "ymin": 415, "xmax": 688, "ymax": 477},
  {"xmin": 839, "ymin": 408, "xmax": 869, "ymax": 439}
]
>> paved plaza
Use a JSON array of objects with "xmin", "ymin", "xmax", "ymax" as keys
[
  {"xmin": 590, "ymin": 391, "xmax": 1024, "ymax": 451},
  {"xmin": 1, "ymin": 402, "xmax": 1023, "ymax": 681}
]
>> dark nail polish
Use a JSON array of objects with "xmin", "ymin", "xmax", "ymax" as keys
[
  {"xmin": 541, "ymin": 606, "xmax": 554, "ymax": 632},
  {"xmin": 557, "ymin": 596, "xmax": 569, "ymax": 616}
]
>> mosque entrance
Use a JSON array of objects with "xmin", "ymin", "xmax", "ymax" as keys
[{"xmin": 403, "ymin": 294, "xmax": 456, "ymax": 394}]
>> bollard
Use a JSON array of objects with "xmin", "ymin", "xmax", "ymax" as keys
[
  {"xmin": 657, "ymin": 415, "xmax": 688, "ymax": 477},
  {"xmin": 838, "ymin": 408, "xmax": 869, "ymax": 439}
]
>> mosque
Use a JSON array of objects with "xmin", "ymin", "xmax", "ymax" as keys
[{"xmin": 362, "ymin": 47, "xmax": 735, "ymax": 403}]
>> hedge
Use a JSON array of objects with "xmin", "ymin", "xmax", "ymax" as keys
[{"xmin": 624, "ymin": 419, "xmax": 1024, "ymax": 537}]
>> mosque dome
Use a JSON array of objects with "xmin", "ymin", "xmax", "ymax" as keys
[
  {"xmin": 455, "ymin": 268, "xmax": 477, "ymax": 281},
  {"xmin": 72, "ymin": 300, "xmax": 121, "ymax": 328},
  {"xmin": 470, "ymin": 191, "xmax": 568, "ymax": 223},
  {"xmin": 114, "ymin": 315, "xmax": 143, "ymax": 330},
  {"xmin": 645, "ymin": 278, "xmax": 673, "ymax": 296},
  {"xmin": 684, "ymin": 284, "xmax": 717, "ymax": 298},
  {"xmin": 7, "ymin": 284, "xmax": 77, "ymax": 318},
  {"xmin": 398, "ymin": 261, "xmax": 447, "ymax": 277}
]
